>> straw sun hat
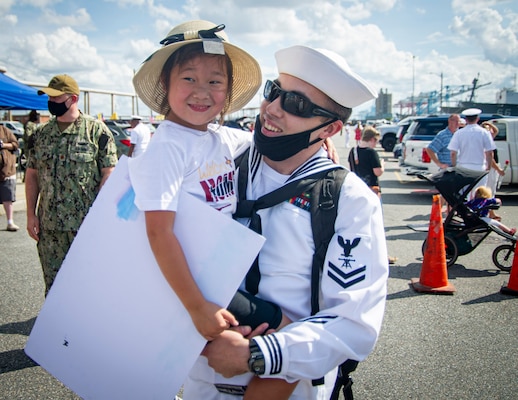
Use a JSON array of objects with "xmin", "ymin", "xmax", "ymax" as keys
[{"xmin": 133, "ymin": 20, "xmax": 262, "ymax": 116}]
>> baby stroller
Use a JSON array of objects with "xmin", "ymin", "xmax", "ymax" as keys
[{"xmin": 417, "ymin": 167, "xmax": 516, "ymax": 271}]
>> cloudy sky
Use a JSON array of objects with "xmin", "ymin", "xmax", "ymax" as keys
[{"xmin": 1, "ymin": 0, "xmax": 517, "ymax": 120}]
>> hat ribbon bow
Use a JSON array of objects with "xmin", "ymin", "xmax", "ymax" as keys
[{"xmin": 159, "ymin": 24, "xmax": 225, "ymax": 46}]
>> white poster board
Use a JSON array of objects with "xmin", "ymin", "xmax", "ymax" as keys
[{"xmin": 25, "ymin": 157, "xmax": 264, "ymax": 400}]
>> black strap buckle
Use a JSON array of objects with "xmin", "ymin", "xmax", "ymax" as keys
[{"xmin": 160, "ymin": 24, "xmax": 225, "ymax": 46}]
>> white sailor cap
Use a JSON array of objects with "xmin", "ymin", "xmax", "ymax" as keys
[
  {"xmin": 275, "ymin": 45, "xmax": 378, "ymax": 108},
  {"xmin": 461, "ymin": 108, "xmax": 482, "ymax": 117},
  {"xmin": 131, "ymin": 115, "xmax": 143, "ymax": 120}
]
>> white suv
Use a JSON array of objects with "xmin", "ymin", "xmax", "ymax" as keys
[{"xmin": 0, "ymin": 120, "xmax": 24, "ymax": 138}]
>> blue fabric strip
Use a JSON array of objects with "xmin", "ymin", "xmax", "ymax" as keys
[{"xmin": 117, "ymin": 186, "xmax": 139, "ymax": 221}]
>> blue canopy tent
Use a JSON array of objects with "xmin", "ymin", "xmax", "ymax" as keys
[{"xmin": 0, "ymin": 72, "xmax": 48, "ymax": 110}]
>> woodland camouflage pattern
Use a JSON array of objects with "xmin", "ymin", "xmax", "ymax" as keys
[{"xmin": 26, "ymin": 112, "xmax": 117, "ymax": 231}]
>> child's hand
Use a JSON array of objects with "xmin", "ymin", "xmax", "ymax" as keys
[{"xmin": 192, "ymin": 301, "xmax": 238, "ymax": 341}]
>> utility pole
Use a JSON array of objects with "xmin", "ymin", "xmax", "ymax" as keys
[
  {"xmin": 431, "ymin": 71, "xmax": 444, "ymax": 112},
  {"xmin": 411, "ymin": 55, "xmax": 415, "ymax": 115},
  {"xmin": 439, "ymin": 72, "xmax": 443, "ymax": 112}
]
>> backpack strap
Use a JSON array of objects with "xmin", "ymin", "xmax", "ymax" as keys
[
  {"xmin": 309, "ymin": 169, "xmax": 360, "ymax": 397},
  {"xmin": 329, "ymin": 359, "xmax": 359, "ymax": 400},
  {"xmin": 235, "ymin": 152, "xmax": 357, "ymax": 395},
  {"xmin": 309, "ymin": 168, "xmax": 348, "ymax": 388},
  {"xmin": 234, "ymin": 150, "xmax": 250, "ymax": 216},
  {"xmin": 309, "ymin": 168, "xmax": 347, "ymax": 315},
  {"xmin": 234, "ymin": 150, "xmax": 344, "ymax": 295},
  {"xmin": 235, "ymin": 153, "xmax": 339, "ymax": 219}
]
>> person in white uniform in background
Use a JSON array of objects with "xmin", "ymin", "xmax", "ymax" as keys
[
  {"xmin": 183, "ymin": 45, "xmax": 389, "ymax": 400},
  {"xmin": 343, "ymin": 121, "xmax": 352, "ymax": 148},
  {"xmin": 127, "ymin": 115, "xmax": 151, "ymax": 158},
  {"xmin": 448, "ymin": 108, "xmax": 496, "ymax": 199}
]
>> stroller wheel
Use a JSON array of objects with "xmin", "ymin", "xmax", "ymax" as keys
[
  {"xmin": 421, "ymin": 236, "xmax": 458, "ymax": 267},
  {"xmin": 492, "ymin": 244, "xmax": 515, "ymax": 272}
]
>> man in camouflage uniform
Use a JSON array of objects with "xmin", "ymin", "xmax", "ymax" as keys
[
  {"xmin": 24, "ymin": 110, "xmax": 40, "ymax": 144},
  {"xmin": 25, "ymin": 74, "xmax": 118, "ymax": 295}
]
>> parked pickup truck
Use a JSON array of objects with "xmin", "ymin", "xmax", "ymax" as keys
[
  {"xmin": 377, "ymin": 117, "xmax": 420, "ymax": 153},
  {"xmin": 398, "ymin": 114, "xmax": 518, "ymax": 186},
  {"xmin": 377, "ymin": 124, "xmax": 399, "ymax": 152}
]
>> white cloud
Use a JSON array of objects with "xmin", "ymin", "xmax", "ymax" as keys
[
  {"xmin": 0, "ymin": 0, "xmax": 15, "ymax": 13},
  {"xmin": 340, "ymin": 0, "xmax": 397, "ymax": 20},
  {"xmin": 2, "ymin": 0, "xmax": 516, "ymax": 117},
  {"xmin": 451, "ymin": 0, "xmax": 503, "ymax": 12},
  {"xmin": 18, "ymin": 0, "xmax": 60, "ymax": 7},
  {"xmin": 154, "ymin": 19, "xmax": 175, "ymax": 39},
  {"xmin": 128, "ymin": 38, "xmax": 158, "ymax": 67},
  {"xmin": 8, "ymin": 27, "xmax": 105, "ymax": 79},
  {"xmin": 342, "ymin": 3, "xmax": 372, "ymax": 21},
  {"xmin": 145, "ymin": 2, "xmax": 189, "ymax": 38},
  {"xmin": 368, "ymin": 0, "xmax": 397, "ymax": 12},
  {"xmin": 450, "ymin": 8, "xmax": 518, "ymax": 66},
  {"xmin": 149, "ymin": 1, "xmax": 187, "ymax": 23},
  {"xmin": 171, "ymin": 1, "xmax": 418, "ymax": 107},
  {"xmin": 0, "ymin": 14, "xmax": 17, "ymax": 27},
  {"xmin": 105, "ymin": 0, "xmax": 147, "ymax": 6},
  {"xmin": 239, "ymin": 8, "xmax": 313, "ymax": 47},
  {"xmin": 41, "ymin": 8, "xmax": 92, "ymax": 29}
]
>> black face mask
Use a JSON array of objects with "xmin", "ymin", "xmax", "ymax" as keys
[
  {"xmin": 48, "ymin": 99, "xmax": 70, "ymax": 117},
  {"xmin": 253, "ymin": 115, "xmax": 336, "ymax": 161}
]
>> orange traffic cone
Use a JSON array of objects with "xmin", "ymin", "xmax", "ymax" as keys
[
  {"xmin": 411, "ymin": 194, "xmax": 456, "ymax": 294},
  {"xmin": 500, "ymin": 242, "xmax": 518, "ymax": 296}
]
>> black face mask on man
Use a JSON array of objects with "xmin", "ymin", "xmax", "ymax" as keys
[
  {"xmin": 48, "ymin": 97, "xmax": 71, "ymax": 117},
  {"xmin": 253, "ymin": 115, "xmax": 336, "ymax": 161}
]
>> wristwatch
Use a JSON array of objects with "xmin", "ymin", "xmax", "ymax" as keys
[
  {"xmin": 248, "ymin": 339, "xmax": 265, "ymax": 375},
  {"xmin": 0, "ymin": 139, "xmax": 3, "ymax": 149}
]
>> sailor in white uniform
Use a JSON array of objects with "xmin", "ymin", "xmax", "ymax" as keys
[{"xmin": 183, "ymin": 45, "xmax": 389, "ymax": 400}]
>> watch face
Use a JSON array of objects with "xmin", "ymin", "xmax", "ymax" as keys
[
  {"xmin": 248, "ymin": 341, "xmax": 265, "ymax": 375},
  {"xmin": 250, "ymin": 355, "xmax": 265, "ymax": 375}
]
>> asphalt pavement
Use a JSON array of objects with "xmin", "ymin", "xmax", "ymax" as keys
[{"xmin": 1, "ymin": 139, "xmax": 517, "ymax": 399}]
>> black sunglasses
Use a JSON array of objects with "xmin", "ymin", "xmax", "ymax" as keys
[{"xmin": 263, "ymin": 80, "xmax": 340, "ymax": 120}]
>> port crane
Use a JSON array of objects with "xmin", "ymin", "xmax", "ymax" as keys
[{"xmin": 395, "ymin": 75, "xmax": 491, "ymax": 116}]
